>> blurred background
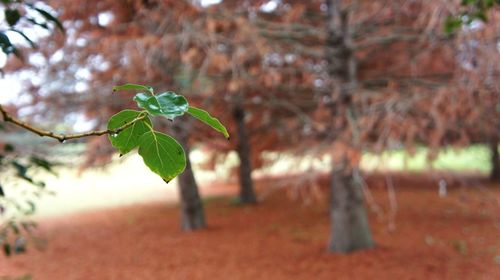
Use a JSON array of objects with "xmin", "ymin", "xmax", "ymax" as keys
[{"xmin": 0, "ymin": 0, "xmax": 499, "ymax": 279}]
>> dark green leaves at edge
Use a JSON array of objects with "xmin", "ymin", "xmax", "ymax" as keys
[{"xmin": 29, "ymin": 5, "xmax": 65, "ymax": 33}]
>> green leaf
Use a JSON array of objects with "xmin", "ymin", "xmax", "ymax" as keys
[
  {"xmin": 5, "ymin": 9, "xmax": 21, "ymax": 27},
  {"xmin": 25, "ymin": 17, "xmax": 49, "ymax": 29},
  {"xmin": 133, "ymin": 92, "xmax": 189, "ymax": 120},
  {"xmin": 30, "ymin": 6, "xmax": 65, "ymax": 33},
  {"xmin": 187, "ymin": 106, "xmax": 229, "ymax": 139},
  {"xmin": 3, "ymin": 243, "xmax": 11, "ymax": 256},
  {"xmin": 11, "ymin": 161, "xmax": 33, "ymax": 184},
  {"xmin": 444, "ymin": 16, "xmax": 463, "ymax": 34},
  {"xmin": 9, "ymin": 29, "xmax": 37, "ymax": 49},
  {"xmin": 138, "ymin": 131, "xmax": 186, "ymax": 182},
  {"xmin": 113, "ymin": 83, "xmax": 153, "ymax": 95},
  {"xmin": 473, "ymin": 10, "xmax": 488, "ymax": 22},
  {"xmin": 107, "ymin": 110, "xmax": 152, "ymax": 155},
  {"xmin": 0, "ymin": 32, "xmax": 15, "ymax": 54},
  {"xmin": 29, "ymin": 156, "xmax": 56, "ymax": 175},
  {"xmin": 4, "ymin": 143, "xmax": 14, "ymax": 153}
]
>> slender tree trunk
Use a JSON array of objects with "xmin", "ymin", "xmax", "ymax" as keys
[
  {"xmin": 173, "ymin": 122, "xmax": 206, "ymax": 231},
  {"xmin": 329, "ymin": 162, "xmax": 373, "ymax": 252},
  {"xmin": 233, "ymin": 104, "xmax": 257, "ymax": 204},
  {"xmin": 490, "ymin": 138, "xmax": 500, "ymax": 182},
  {"xmin": 325, "ymin": 0, "xmax": 374, "ymax": 253}
]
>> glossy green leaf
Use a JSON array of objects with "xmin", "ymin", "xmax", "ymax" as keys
[
  {"xmin": 138, "ymin": 131, "xmax": 186, "ymax": 182},
  {"xmin": 187, "ymin": 106, "xmax": 229, "ymax": 139},
  {"xmin": 113, "ymin": 83, "xmax": 153, "ymax": 95},
  {"xmin": 108, "ymin": 110, "xmax": 152, "ymax": 155},
  {"xmin": 133, "ymin": 92, "xmax": 189, "ymax": 120}
]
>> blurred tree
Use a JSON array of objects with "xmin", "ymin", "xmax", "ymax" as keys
[
  {"xmin": 0, "ymin": 1, "xmax": 228, "ymax": 233},
  {"xmin": 8, "ymin": 0, "xmax": 499, "ymax": 251},
  {"xmin": 173, "ymin": 121, "xmax": 206, "ymax": 230},
  {"xmin": 251, "ymin": 0, "xmax": 498, "ymax": 252},
  {"xmin": 26, "ymin": 0, "xmax": 219, "ymax": 230},
  {"xmin": 30, "ymin": 1, "xmax": 270, "ymax": 209},
  {"xmin": 323, "ymin": 0, "xmax": 374, "ymax": 252}
]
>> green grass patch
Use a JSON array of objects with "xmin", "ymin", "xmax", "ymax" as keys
[{"xmin": 361, "ymin": 145, "xmax": 492, "ymax": 173}]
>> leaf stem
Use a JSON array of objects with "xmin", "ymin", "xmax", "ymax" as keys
[{"xmin": 143, "ymin": 119, "xmax": 155, "ymax": 133}]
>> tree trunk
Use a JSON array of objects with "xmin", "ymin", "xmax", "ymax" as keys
[
  {"xmin": 173, "ymin": 122, "xmax": 206, "ymax": 231},
  {"xmin": 329, "ymin": 163, "xmax": 374, "ymax": 252},
  {"xmin": 233, "ymin": 105, "xmax": 257, "ymax": 204},
  {"xmin": 325, "ymin": 0, "xmax": 374, "ymax": 253},
  {"xmin": 490, "ymin": 139, "xmax": 500, "ymax": 182}
]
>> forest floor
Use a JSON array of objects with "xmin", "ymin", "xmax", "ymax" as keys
[{"xmin": 1, "ymin": 172, "xmax": 499, "ymax": 280}]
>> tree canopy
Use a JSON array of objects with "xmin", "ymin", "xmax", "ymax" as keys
[{"xmin": 1, "ymin": 0, "xmax": 498, "ymax": 255}]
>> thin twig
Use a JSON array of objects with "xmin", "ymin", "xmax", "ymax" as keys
[{"xmin": 0, "ymin": 105, "xmax": 147, "ymax": 143}]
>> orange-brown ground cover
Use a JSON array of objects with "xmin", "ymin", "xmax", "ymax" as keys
[{"xmin": 1, "ymin": 174, "xmax": 499, "ymax": 280}]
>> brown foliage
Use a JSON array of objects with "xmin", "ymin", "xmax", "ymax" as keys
[{"xmin": 8, "ymin": 0, "xmax": 498, "ymax": 170}]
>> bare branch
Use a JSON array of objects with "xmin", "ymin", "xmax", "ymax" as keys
[{"xmin": 0, "ymin": 104, "xmax": 148, "ymax": 143}]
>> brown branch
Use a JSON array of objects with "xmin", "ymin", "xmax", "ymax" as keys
[{"xmin": 0, "ymin": 105, "xmax": 148, "ymax": 143}]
